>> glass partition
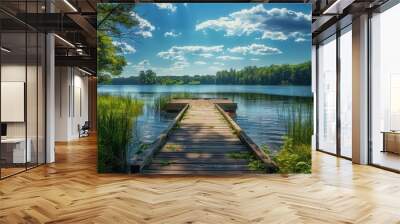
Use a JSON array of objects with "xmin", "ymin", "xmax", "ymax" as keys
[
  {"xmin": 1, "ymin": 31, "xmax": 28, "ymax": 177},
  {"xmin": 27, "ymin": 31, "xmax": 38, "ymax": 169},
  {"xmin": 339, "ymin": 26, "xmax": 352, "ymax": 158},
  {"xmin": 317, "ymin": 35, "xmax": 337, "ymax": 154},
  {"xmin": 38, "ymin": 32, "xmax": 45, "ymax": 165},
  {"xmin": 370, "ymin": 4, "xmax": 400, "ymax": 171},
  {"xmin": 0, "ymin": 1, "xmax": 46, "ymax": 179}
]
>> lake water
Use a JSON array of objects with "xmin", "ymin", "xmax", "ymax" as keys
[
  {"xmin": 98, "ymin": 85, "xmax": 313, "ymax": 158},
  {"xmin": 98, "ymin": 85, "xmax": 312, "ymax": 97}
]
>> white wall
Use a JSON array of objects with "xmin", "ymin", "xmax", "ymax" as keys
[
  {"xmin": 1, "ymin": 64, "xmax": 43, "ymax": 138},
  {"xmin": 1, "ymin": 64, "xmax": 26, "ymax": 138},
  {"xmin": 72, "ymin": 72, "xmax": 89, "ymax": 138},
  {"xmin": 1, "ymin": 63, "xmax": 46, "ymax": 164},
  {"xmin": 55, "ymin": 66, "xmax": 70, "ymax": 141},
  {"xmin": 55, "ymin": 66, "xmax": 89, "ymax": 141}
]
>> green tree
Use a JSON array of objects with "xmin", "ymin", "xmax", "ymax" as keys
[
  {"xmin": 97, "ymin": 73, "xmax": 112, "ymax": 84},
  {"xmin": 139, "ymin": 70, "xmax": 157, "ymax": 84},
  {"xmin": 214, "ymin": 61, "xmax": 311, "ymax": 85},
  {"xmin": 109, "ymin": 62, "xmax": 311, "ymax": 86},
  {"xmin": 97, "ymin": 4, "xmax": 138, "ymax": 83},
  {"xmin": 97, "ymin": 34, "xmax": 126, "ymax": 78}
]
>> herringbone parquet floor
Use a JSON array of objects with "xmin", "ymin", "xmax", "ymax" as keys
[{"xmin": 1, "ymin": 136, "xmax": 400, "ymax": 223}]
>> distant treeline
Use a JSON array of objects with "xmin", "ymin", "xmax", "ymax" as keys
[{"xmin": 108, "ymin": 61, "xmax": 311, "ymax": 85}]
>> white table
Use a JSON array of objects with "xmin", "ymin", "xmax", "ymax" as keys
[{"xmin": 1, "ymin": 138, "xmax": 31, "ymax": 163}]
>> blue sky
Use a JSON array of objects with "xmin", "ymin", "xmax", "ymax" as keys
[{"xmin": 113, "ymin": 3, "xmax": 311, "ymax": 77}]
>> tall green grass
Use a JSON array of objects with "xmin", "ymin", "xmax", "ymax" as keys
[
  {"xmin": 154, "ymin": 93, "xmax": 195, "ymax": 111},
  {"xmin": 97, "ymin": 95, "xmax": 143, "ymax": 173},
  {"xmin": 263, "ymin": 100, "xmax": 313, "ymax": 174},
  {"xmin": 282, "ymin": 101, "xmax": 313, "ymax": 145}
]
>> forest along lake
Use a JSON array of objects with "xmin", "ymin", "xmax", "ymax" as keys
[{"xmin": 97, "ymin": 85, "xmax": 313, "ymax": 161}]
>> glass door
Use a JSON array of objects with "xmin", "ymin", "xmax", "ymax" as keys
[
  {"xmin": 370, "ymin": 3, "xmax": 400, "ymax": 171},
  {"xmin": 0, "ymin": 1, "xmax": 47, "ymax": 179},
  {"xmin": 1, "ymin": 30, "xmax": 28, "ymax": 178},
  {"xmin": 339, "ymin": 26, "xmax": 352, "ymax": 158},
  {"xmin": 317, "ymin": 35, "xmax": 337, "ymax": 154}
]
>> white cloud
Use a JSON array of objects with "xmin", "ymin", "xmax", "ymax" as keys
[
  {"xmin": 136, "ymin": 30, "xmax": 153, "ymax": 38},
  {"xmin": 158, "ymin": 45, "xmax": 224, "ymax": 70},
  {"xmin": 195, "ymin": 4, "xmax": 310, "ymax": 41},
  {"xmin": 157, "ymin": 51, "xmax": 184, "ymax": 61},
  {"xmin": 196, "ymin": 16, "xmax": 246, "ymax": 36},
  {"xmin": 295, "ymin": 38, "xmax": 306, "ymax": 42},
  {"xmin": 198, "ymin": 53, "xmax": 214, "ymax": 58},
  {"xmin": 261, "ymin": 31, "xmax": 288, "ymax": 40},
  {"xmin": 195, "ymin": 61, "xmax": 207, "ymax": 65},
  {"xmin": 228, "ymin": 44, "xmax": 282, "ymax": 55},
  {"xmin": 177, "ymin": 45, "xmax": 224, "ymax": 54},
  {"xmin": 157, "ymin": 45, "xmax": 224, "ymax": 60},
  {"xmin": 131, "ymin": 12, "xmax": 155, "ymax": 38},
  {"xmin": 214, "ymin": 62, "xmax": 224, "ymax": 66},
  {"xmin": 172, "ymin": 60, "xmax": 189, "ymax": 70},
  {"xmin": 216, "ymin": 55, "xmax": 243, "ymax": 61},
  {"xmin": 131, "ymin": 60, "xmax": 151, "ymax": 71},
  {"xmin": 154, "ymin": 3, "xmax": 177, "ymax": 13},
  {"xmin": 138, "ymin": 60, "xmax": 150, "ymax": 66},
  {"xmin": 288, "ymin": 32, "xmax": 311, "ymax": 42},
  {"xmin": 250, "ymin": 58, "xmax": 260, "ymax": 61},
  {"xmin": 112, "ymin": 40, "xmax": 136, "ymax": 54},
  {"xmin": 164, "ymin": 31, "xmax": 181, "ymax": 38}
]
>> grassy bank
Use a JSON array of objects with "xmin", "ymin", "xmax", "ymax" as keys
[
  {"xmin": 97, "ymin": 95, "xmax": 144, "ymax": 173},
  {"xmin": 263, "ymin": 101, "xmax": 313, "ymax": 174}
]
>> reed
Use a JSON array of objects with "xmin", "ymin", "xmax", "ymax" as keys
[
  {"xmin": 279, "ymin": 100, "xmax": 313, "ymax": 145},
  {"xmin": 154, "ymin": 93, "xmax": 195, "ymax": 111},
  {"xmin": 263, "ymin": 100, "xmax": 313, "ymax": 173},
  {"xmin": 97, "ymin": 94, "xmax": 143, "ymax": 173}
]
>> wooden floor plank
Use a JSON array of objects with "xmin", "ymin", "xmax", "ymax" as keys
[{"xmin": 1, "ymin": 136, "xmax": 400, "ymax": 223}]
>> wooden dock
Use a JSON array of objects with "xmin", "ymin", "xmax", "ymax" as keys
[{"xmin": 135, "ymin": 99, "xmax": 277, "ymax": 175}]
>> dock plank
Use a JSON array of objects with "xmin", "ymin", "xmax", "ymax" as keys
[
  {"xmin": 142, "ymin": 170, "xmax": 263, "ymax": 175},
  {"xmin": 146, "ymin": 164, "xmax": 253, "ymax": 171},
  {"xmin": 143, "ymin": 99, "xmax": 266, "ymax": 174},
  {"xmin": 151, "ymin": 158, "xmax": 249, "ymax": 165}
]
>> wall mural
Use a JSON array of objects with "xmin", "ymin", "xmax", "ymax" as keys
[{"xmin": 97, "ymin": 3, "xmax": 312, "ymax": 174}]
